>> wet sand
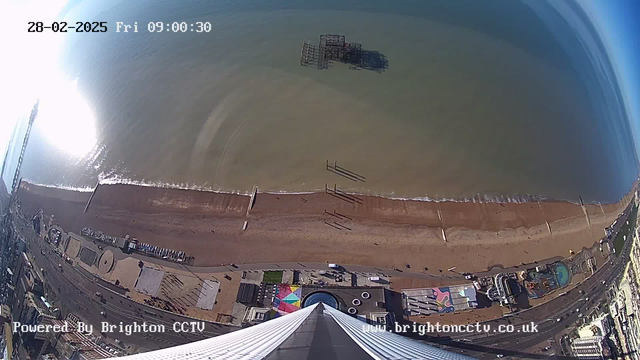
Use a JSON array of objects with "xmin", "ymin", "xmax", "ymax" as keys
[{"xmin": 15, "ymin": 181, "xmax": 633, "ymax": 273}]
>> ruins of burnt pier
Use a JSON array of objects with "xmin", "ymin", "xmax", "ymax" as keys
[{"xmin": 300, "ymin": 34, "xmax": 388, "ymax": 72}]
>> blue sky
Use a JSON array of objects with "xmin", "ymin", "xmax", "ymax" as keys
[{"xmin": 580, "ymin": 0, "xmax": 640, "ymax": 160}]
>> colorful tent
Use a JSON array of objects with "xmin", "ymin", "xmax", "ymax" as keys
[{"xmin": 274, "ymin": 284, "xmax": 302, "ymax": 314}]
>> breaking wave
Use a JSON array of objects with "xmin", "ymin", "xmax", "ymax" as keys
[
  {"xmin": 20, "ymin": 173, "xmax": 606, "ymax": 205},
  {"xmin": 97, "ymin": 173, "xmax": 252, "ymax": 195},
  {"xmin": 21, "ymin": 179, "xmax": 94, "ymax": 193}
]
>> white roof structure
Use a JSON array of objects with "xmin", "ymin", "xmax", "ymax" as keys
[
  {"xmin": 195, "ymin": 279, "xmax": 220, "ymax": 310},
  {"xmin": 133, "ymin": 267, "xmax": 165, "ymax": 296},
  {"xmin": 110, "ymin": 303, "xmax": 474, "ymax": 360}
]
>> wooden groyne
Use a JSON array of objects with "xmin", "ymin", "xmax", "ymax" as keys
[
  {"xmin": 246, "ymin": 185, "xmax": 258, "ymax": 217},
  {"xmin": 579, "ymin": 195, "xmax": 591, "ymax": 230},
  {"xmin": 84, "ymin": 180, "xmax": 100, "ymax": 213}
]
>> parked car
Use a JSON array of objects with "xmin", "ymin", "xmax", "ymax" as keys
[{"xmin": 463, "ymin": 273, "xmax": 474, "ymax": 280}]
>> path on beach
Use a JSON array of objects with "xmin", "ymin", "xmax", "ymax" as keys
[{"xmin": 61, "ymin": 226, "xmax": 568, "ymax": 281}]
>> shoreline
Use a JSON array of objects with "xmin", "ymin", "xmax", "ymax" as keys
[
  {"xmin": 15, "ymin": 180, "xmax": 634, "ymax": 272},
  {"xmin": 17, "ymin": 180, "xmax": 631, "ymax": 231},
  {"xmin": 22, "ymin": 177, "xmax": 630, "ymax": 206}
]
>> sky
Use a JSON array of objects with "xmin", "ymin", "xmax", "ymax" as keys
[
  {"xmin": 580, "ymin": 0, "xmax": 640, "ymax": 161},
  {"xmin": 1, "ymin": 0, "xmax": 639, "ymax": 178}
]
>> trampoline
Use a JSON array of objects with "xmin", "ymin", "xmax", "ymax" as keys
[
  {"xmin": 302, "ymin": 291, "xmax": 339, "ymax": 309},
  {"xmin": 554, "ymin": 262, "xmax": 571, "ymax": 287}
]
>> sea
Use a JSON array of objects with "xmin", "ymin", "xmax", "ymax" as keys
[{"xmin": 3, "ymin": 0, "xmax": 638, "ymax": 203}]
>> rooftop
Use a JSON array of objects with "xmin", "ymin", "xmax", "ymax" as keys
[
  {"xmin": 302, "ymin": 286, "xmax": 386, "ymax": 320},
  {"xmin": 402, "ymin": 284, "xmax": 478, "ymax": 315}
]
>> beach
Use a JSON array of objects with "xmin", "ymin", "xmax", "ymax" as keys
[{"xmin": 16, "ymin": 181, "xmax": 633, "ymax": 273}]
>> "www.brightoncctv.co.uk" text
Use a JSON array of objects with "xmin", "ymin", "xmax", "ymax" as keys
[{"xmin": 363, "ymin": 322, "xmax": 539, "ymax": 336}]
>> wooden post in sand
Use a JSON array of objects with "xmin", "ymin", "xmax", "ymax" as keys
[{"xmin": 84, "ymin": 180, "xmax": 100, "ymax": 213}]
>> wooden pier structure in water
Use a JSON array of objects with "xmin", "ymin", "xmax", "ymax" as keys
[{"xmin": 300, "ymin": 34, "xmax": 364, "ymax": 70}]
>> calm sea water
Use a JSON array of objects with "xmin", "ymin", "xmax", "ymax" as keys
[{"xmin": 5, "ymin": 0, "xmax": 638, "ymax": 202}]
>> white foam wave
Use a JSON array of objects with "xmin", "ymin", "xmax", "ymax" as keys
[
  {"xmin": 25, "ymin": 174, "xmax": 594, "ymax": 205},
  {"xmin": 97, "ymin": 173, "xmax": 251, "ymax": 195},
  {"xmin": 263, "ymin": 190, "xmax": 318, "ymax": 195},
  {"xmin": 21, "ymin": 179, "xmax": 94, "ymax": 193},
  {"xmin": 262, "ymin": 187, "xmax": 556, "ymax": 204}
]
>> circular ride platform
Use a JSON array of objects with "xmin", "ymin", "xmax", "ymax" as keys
[{"xmin": 97, "ymin": 250, "xmax": 115, "ymax": 274}]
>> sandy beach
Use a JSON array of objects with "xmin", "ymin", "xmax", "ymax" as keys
[{"xmin": 15, "ymin": 181, "xmax": 633, "ymax": 273}]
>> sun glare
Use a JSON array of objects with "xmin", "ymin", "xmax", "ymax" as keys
[
  {"xmin": 2, "ymin": 0, "xmax": 97, "ymax": 158},
  {"xmin": 37, "ymin": 78, "xmax": 97, "ymax": 157}
]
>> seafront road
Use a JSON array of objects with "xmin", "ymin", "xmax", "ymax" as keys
[
  {"xmin": 18, "ymin": 215, "xmax": 234, "ymax": 354},
  {"xmin": 435, "ymin": 203, "xmax": 634, "ymax": 359},
  {"xmin": 14, "ymin": 200, "xmax": 633, "ymax": 357}
]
